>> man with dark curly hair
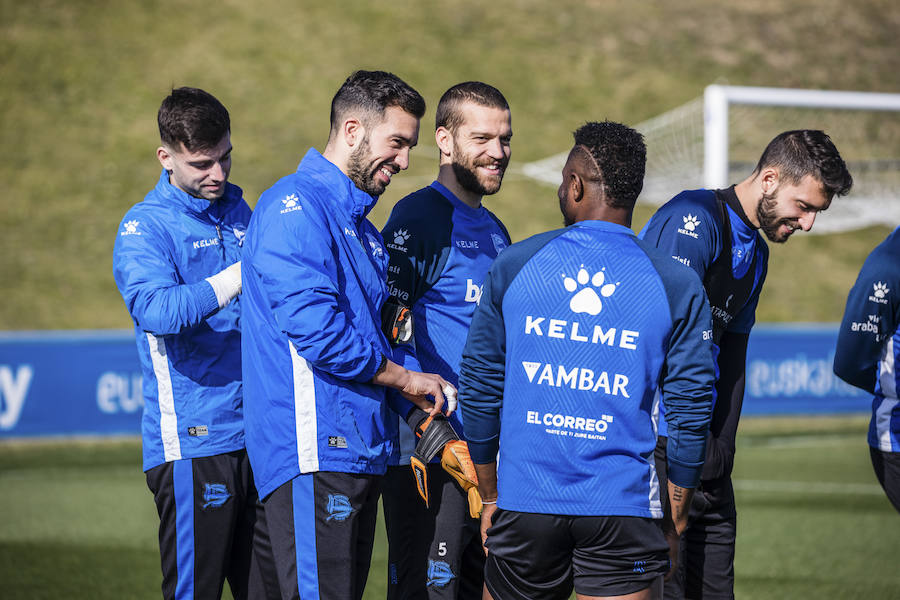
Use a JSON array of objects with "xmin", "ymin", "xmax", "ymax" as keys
[
  {"xmin": 640, "ymin": 130, "xmax": 853, "ymax": 599},
  {"xmin": 458, "ymin": 121, "xmax": 716, "ymax": 600}
]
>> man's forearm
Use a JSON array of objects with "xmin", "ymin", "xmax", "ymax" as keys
[
  {"xmin": 474, "ymin": 461, "xmax": 498, "ymax": 502},
  {"xmin": 666, "ymin": 480, "xmax": 694, "ymax": 536}
]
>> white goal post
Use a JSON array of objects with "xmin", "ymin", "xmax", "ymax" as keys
[
  {"xmin": 520, "ymin": 85, "xmax": 900, "ymax": 233},
  {"xmin": 704, "ymin": 85, "xmax": 900, "ymax": 188}
]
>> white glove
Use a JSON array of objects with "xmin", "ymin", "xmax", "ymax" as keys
[{"xmin": 205, "ymin": 261, "xmax": 242, "ymax": 308}]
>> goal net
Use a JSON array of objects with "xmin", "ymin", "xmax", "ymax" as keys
[{"xmin": 520, "ymin": 85, "xmax": 900, "ymax": 233}]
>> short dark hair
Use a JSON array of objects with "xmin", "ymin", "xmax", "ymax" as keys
[
  {"xmin": 435, "ymin": 81, "xmax": 509, "ymax": 132},
  {"xmin": 157, "ymin": 87, "xmax": 230, "ymax": 152},
  {"xmin": 754, "ymin": 130, "xmax": 853, "ymax": 198},
  {"xmin": 573, "ymin": 121, "xmax": 646, "ymax": 210},
  {"xmin": 329, "ymin": 70, "xmax": 425, "ymax": 133}
]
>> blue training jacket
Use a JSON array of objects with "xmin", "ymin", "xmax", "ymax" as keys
[
  {"xmin": 113, "ymin": 169, "xmax": 250, "ymax": 471},
  {"xmin": 459, "ymin": 220, "xmax": 715, "ymax": 518},
  {"xmin": 242, "ymin": 149, "xmax": 400, "ymax": 499},
  {"xmin": 834, "ymin": 226, "xmax": 900, "ymax": 452},
  {"xmin": 381, "ymin": 182, "xmax": 510, "ymax": 464}
]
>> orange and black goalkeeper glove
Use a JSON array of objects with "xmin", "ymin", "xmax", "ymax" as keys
[
  {"xmin": 407, "ymin": 409, "xmax": 483, "ymax": 518},
  {"xmin": 440, "ymin": 440, "xmax": 483, "ymax": 519}
]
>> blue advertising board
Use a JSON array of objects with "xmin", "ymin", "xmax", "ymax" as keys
[
  {"xmin": 743, "ymin": 324, "xmax": 868, "ymax": 415},
  {"xmin": 0, "ymin": 330, "xmax": 143, "ymax": 438},
  {"xmin": 0, "ymin": 325, "xmax": 873, "ymax": 439}
]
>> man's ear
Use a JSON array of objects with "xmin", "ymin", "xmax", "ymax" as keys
[
  {"xmin": 343, "ymin": 118, "xmax": 365, "ymax": 148},
  {"xmin": 570, "ymin": 171, "xmax": 584, "ymax": 203},
  {"xmin": 760, "ymin": 167, "xmax": 780, "ymax": 195},
  {"xmin": 435, "ymin": 126, "xmax": 453, "ymax": 159},
  {"xmin": 157, "ymin": 146, "xmax": 174, "ymax": 172}
]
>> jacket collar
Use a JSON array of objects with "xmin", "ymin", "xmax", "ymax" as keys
[
  {"xmin": 298, "ymin": 148, "xmax": 378, "ymax": 223},
  {"xmin": 153, "ymin": 169, "xmax": 243, "ymax": 219}
]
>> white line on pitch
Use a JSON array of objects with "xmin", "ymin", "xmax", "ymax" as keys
[{"xmin": 733, "ymin": 479, "xmax": 883, "ymax": 495}]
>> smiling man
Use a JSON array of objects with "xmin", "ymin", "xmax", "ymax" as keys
[
  {"xmin": 113, "ymin": 87, "xmax": 279, "ymax": 600},
  {"xmin": 380, "ymin": 82, "xmax": 512, "ymax": 600},
  {"xmin": 638, "ymin": 130, "xmax": 853, "ymax": 600},
  {"xmin": 240, "ymin": 70, "xmax": 455, "ymax": 600}
]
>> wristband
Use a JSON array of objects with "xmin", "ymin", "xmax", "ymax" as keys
[{"xmin": 482, "ymin": 500, "xmax": 497, "ymax": 505}]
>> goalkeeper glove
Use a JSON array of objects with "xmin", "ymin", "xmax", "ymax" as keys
[{"xmin": 407, "ymin": 409, "xmax": 483, "ymax": 518}]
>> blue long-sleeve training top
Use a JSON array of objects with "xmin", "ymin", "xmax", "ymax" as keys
[
  {"xmin": 834, "ymin": 226, "xmax": 900, "ymax": 452},
  {"xmin": 381, "ymin": 181, "xmax": 510, "ymax": 463},
  {"xmin": 458, "ymin": 220, "xmax": 715, "ymax": 518}
]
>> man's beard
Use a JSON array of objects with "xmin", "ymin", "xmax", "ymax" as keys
[
  {"xmin": 451, "ymin": 151, "xmax": 508, "ymax": 198},
  {"xmin": 347, "ymin": 136, "xmax": 389, "ymax": 197},
  {"xmin": 756, "ymin": 190, "xmax": 798, "ymax": 243}
]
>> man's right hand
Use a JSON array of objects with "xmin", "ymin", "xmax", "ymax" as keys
[
  {"xmin": 480, "ymin": 502, "xmax": 498, "ymax": 556},
  {"xmin": 370, "ymin": 358, "xmax": 456, "ymax": 416},
  {"xmin": 400, "ymin": 370, "xmax": 457, "ymax": 415}
]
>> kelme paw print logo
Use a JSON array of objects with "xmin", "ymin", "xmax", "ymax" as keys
[
  {"xmin": 120, "ymin": 220, "xmax": 140, "ymax": 236},
  {"xmin": 682, "ymin": 214, "xmax": 700, "ymax": 231},
  {"xmin": 282, "ymin": 194, "xmax": 298, "ymax": 208},
  {"xmin": 562, "ymin": 266, "xmax": 618, "ymax": 315},
  {"xmin": 393, "ymin": 229, "xmax": 410, "ymax": 245},
  {"xmin": 874, "ymin": 282, "xmax": 890, "ymax": 298}
]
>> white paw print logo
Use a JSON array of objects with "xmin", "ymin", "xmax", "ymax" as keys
[
  {"xmin": 393, "ymin": 229, "xmax": 410, "ymax": 245},
  {"xmin": 873, "ymin": 282, "xmax": 890, "ymax": 298},
  {"xmin": 682, "ymin": 214, "xmax": 700, "ymax": 232},
  {"xmin": 562, "ymin": 266, "xmax": 618, "ymax": 316},
  {"xmin": 123, "ymin": 220, "xmax": 139, "ymax": 234},
  {"xmin": 282, "ymin": 194, "xmax": 299, "ymax": 208}
]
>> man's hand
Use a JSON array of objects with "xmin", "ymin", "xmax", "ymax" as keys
[
  {"xmin": 401, "ymin": 371, "xmax": 457, "ymax": 415},
  {"xmin": 205, "ymin": 261, "xmax": 242, "ymax": 308},
  {"xmin": 480, "ymin": 502, "xmax": 498, "ymax": 556},
  {"xmin": 371, "ymin": 359, "xmax": 455, "ymax": 416},
  {"xmin": 473, "ymin": 461, "xmax": 499, "ymax": 556}
]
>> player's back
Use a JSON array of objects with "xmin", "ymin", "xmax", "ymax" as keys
[{"xmin": 466, "ymin": 219, "xmax": 713, "ymax": 517}]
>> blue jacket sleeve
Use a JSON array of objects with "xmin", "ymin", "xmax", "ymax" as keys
[
  {"xmin": 834, "ymin": 234, "xmax": 900, "ymax": 393},
  {"xmin": 458, "ymin": 267, "xmax": 506, "ymax": 464},
  {"xmin": 248, "ymin": 192, "xmax": 381, "ymax": 382},
  {"xmin": 113, "ymin": 214, "xmax": 220, "ymax": 335}
]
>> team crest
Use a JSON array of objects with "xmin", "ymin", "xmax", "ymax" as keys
[
  {"xmin": 491, "ymin": 233, "xmax": 507, "ymax": 256},
  {"xmin": 326, "ymin": 494, "xmax": 353, "ymax": 521}
]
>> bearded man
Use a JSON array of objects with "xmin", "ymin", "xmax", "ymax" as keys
[
  {"xmin": 380, "ymin": 82, "xmax": 513, "ymax": 600},
  {"xmin": 638, "ymin": 129, "xmax": 853, "ymax": 599},
  {"xmin": 241, "ymin": 70, "xmax": 455, "ymax": 600}
]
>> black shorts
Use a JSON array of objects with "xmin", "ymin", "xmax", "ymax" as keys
[
  {"xmin": 483, "ymin": 509, "xmax": 669, "ymax": 600},
  {"xmin": 262, "ymin": 471, "xmax": 381, "ymax": 600},
  {"xmin": 145, "ymin": 449, "xmax": 279, "ymax": 600},
  {"xmin": 382, "ymin": 464, "xmax": 484, "ymax": 599},
  {"xmin": 870, "ymin": 446, "xmax": 900, "ymax": 514}
]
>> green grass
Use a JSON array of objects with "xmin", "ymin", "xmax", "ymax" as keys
[
  {"xmin": 1, "ymin": 418, "xmax": 897, "ymax": 599},
  {"xmin": 1, "ymin": 0, "xmax": 899, "ymax": 329}
]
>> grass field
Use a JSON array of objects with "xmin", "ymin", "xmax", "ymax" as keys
[
  {"xmin": 1, "ymin": 416, "xmax": 897, "ymax": 599},
  {"xmin": 2, "ymin": 0, "xmax": 899, "ymax": 329}
]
